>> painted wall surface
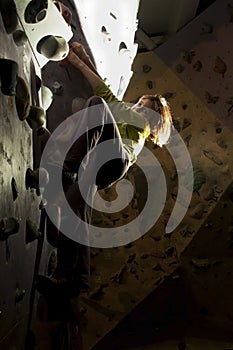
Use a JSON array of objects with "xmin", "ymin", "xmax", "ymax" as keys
[{"xmin": 74, "ymin": 0, "xmax": 140, "ymax": 99}]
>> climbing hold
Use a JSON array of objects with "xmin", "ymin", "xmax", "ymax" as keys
[
  {"xmin": 216, "ymin": 138, "xmax": 227, "ymax": 149},
  {"xmin": 191, "ymin": 258, "xmax": 210, "ymax": 269},
  {"xmin": 111, "ymin": 217, "xmax": 120, "ymax": 225},
  {"xmin": 213, "ymin": 56, "xmax": 227, "ymax": 78},
  {"xmin": 184, "ymin": 134, "xmax": 192, "ymax": 147},
  {"xmin": 12, "ymin": 30, "xmax": 28, "ymax": 46},
  {"xmin": 24, "ymin": 0, "xmax": 48, "ymax": 23},
  {"xmin": 163, "ymin": 92, "xmax": 175, "ymax": 99},
  {"xmin": 37, "ymin": 35, "xmax": 69, "ymax": 61},
  {"xmin": 165, "ymin": 246, "xmax": 175, "ymax": 257},
  {"xmin": 204, "ymin": 91, "xmax": 219, "ymax": 104},
  {"xmin": 204, "ymin": 222, "xmax": 213, "ymax": 228},
  {"xmin": 0, "ymin": 217, "xmax": 20, "ymax": 241},
  {"xmin": 0, "ymin": 0, "xmax": 18, "ymax": 34},
  {"xmin": 25, "ymin": 218, "xmax": 41, "ymax": 244},
  {"xmin": 15, "ymin": 77, "xmax": 31, "ymax": 121},
  {"xmin": 203, "ymin": 150, "xmax": 223, "ymax": 165},
  {"xmin": 175, "ymin": 64, "xmax": 185, "ymax": 73},
  {"xmin": 146, "ymin": 80, "xmax": 153, "ymax": 89},
  {"xmin": 11, "ymin": 177, "xmax": 18, "ymax": 201},
  {"xmin": 182, "ymin": 50, "xmax": 195, "ymax": 64},
  {"xmin": 152, "ymin": 263, "xmax": 164, "ymax": 271},
  {"xmin": 127, "ymin": 253, "xmax": 136, "ymax": 263},
  {"xmin": 124, "ymin": 242, "xmax": 134, "ymax": 248},
  {"xmin": 39, "ymin": 198, "xmax": 47, "ymax": 210},
  {"xmin": 189, "ymin": 203, "xmax": 205, "ymax": 219},
  {"xmin": 110, "ymin": 265, "xmax": 128, "ymax": 284},
  {"xmin": 15, "ymin": 287, "xmax": 26, "ymax": 303},
  {"xmin": 0, "ymin": 58, "xmax": 18, "ymax": 96},
  {"xmin": 35, "ymin": 75, "xmax": 42, "ymax": 93},
  {"xmin": 129, "ymin": 267, "xmax": 136, "ymax": 274},
  {"xmin": 41, "ymin": 85, "xmax": 53, "ymax": 111},
  {"xmin": 110, "ymin": 12, "xmax": 117, "ymax": 20},
  {"xmin": 149, "ymin": 232, "xmax": 162, "ymax": 241},
  {"xmin": 193, "ymin": 60, "xmax": 203, "ymax": 72},
  {"xmin": 150, "ymin": 249, "xmax": 166, "ymax": 258},
  {"xmin": 26, "ymin": 105, "xmax": 46, "ymax": 130},
  {"xmin": 215, "ymin": 127, "xmax": 222, "ymax": 134},
  {"xmin": 173, "ymin": 119, "xmax": 181, "ymax": 132},
  {"xmin": 225, "ymin": 96, "xmax": 233, "ymax": 105},
  {"xmin": 182, "ymin": 118, "xmax": 192, "ymax": 130},
  {"xmin": 51, "ymin": 81, "xmax": 63, "ymax": 95},
  {"xmin": 25, "ymin": 167, "xmax": 49, "ymax": 190},
  {"xmin": 203, "ymin": 188, "xmax": 218, "ymax": 201},
  {"xmin": 180, "ymin": 225, "xmax": 194, "ymax": 237},
  {"xmin": 142, "ymin": 64, "xmax": 152, "ymax": 73},
  {"xmin": 200, "ymin": 23, "xmax": 213, "ymax": 35},
  {"xmin": 54, "ymin": 1, "xmax": 73, "ymax": 26},
  {"xmin": 89, "ymin": 284, "xmax": 106, "ymax": 300}
]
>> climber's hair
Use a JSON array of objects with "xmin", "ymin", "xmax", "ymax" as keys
[{"xmin": 143, "ymin": 94, "xmax": 173, "ymax": 147}]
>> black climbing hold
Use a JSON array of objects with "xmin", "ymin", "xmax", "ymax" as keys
[
  {"xmin": 25, "ymin": 218, "xmax": 41, "ymax": 244},
  {"xmin": 0, "ymin": 0, "xmax": 18, "ymax": 34},
  {"xmin": 0, "ymin": 58, "xmax": 18, "ymax": 96},
  {"xmin": 11, "ymin": 177, "xmax": 18, "ymax": 201},
  {"xmin": 0, "ymin": 217, "xmax": 20, "ymax": 241}
]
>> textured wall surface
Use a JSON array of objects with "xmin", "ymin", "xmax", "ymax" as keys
[{"xmin": 0, "ymin": 7, "xmax": 52, "ymax": 349}]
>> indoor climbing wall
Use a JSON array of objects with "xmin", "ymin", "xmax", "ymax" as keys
[
  {"xmin": 78, "ymin": 1, "xmax": 233, "ymax": 349},
  {"xmin": 123, "ymin": 0, "xmax": 233, "ymax": 250},
  {"xmin": 179, "ymin": 180, "xmax": 233, "ymax": 336},
  {"xmin": 0, "ymin": 10, "xmax": 53, "ymax": 350},
  {"xmin": 2, "ymin": 1, "xmax": 233, "ymax": 350},
  {"xmin": 76, "ymin": 0, "xmax": 140, "ymax": 99},
  {"xmin": 0, "ymin": 0, "xmax": 75, "ymax": 348}
]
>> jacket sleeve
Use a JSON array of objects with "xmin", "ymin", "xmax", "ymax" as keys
[
  {"xmin": 93, "ymin": 81, "xmax": 150, "ymax": 166},
  {"xmin": 93, "ymin": 81, "xmax": 149, "ymax": 132},
  {"xmin": 93, "ymin": 80, "xmax": 119, "ymax": 103}
]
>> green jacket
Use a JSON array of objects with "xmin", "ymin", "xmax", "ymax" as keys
[{"xmin": 94, "ymin": 81, "xmax": 150, "ymax": 165}]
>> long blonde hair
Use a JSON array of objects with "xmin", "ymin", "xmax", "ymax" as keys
[{"xmin": 145, "ymin": 94, "xmax": 173, "ymax": 147}]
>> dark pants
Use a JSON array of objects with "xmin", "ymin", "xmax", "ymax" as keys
[{"xmin": 44, "ymin": 96, "xmax": 129, "ymax": 290}]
